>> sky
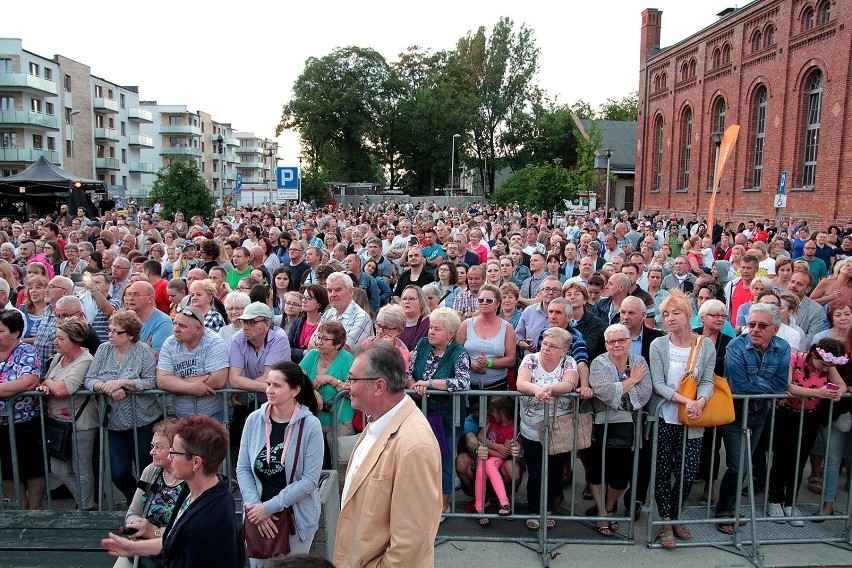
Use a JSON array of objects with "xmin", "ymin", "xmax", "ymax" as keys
[{"xmin": 5, "ymin": 0, "xmax": 739, "ymax": 163}]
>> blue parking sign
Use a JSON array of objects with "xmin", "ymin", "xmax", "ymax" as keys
[
  {"xmin": 277, "ymin": 167, "xmax": 299, "ymax": 189},
  {"xmin": 235, "ymin": 172, "xmax": 242, "ymax": 196}
]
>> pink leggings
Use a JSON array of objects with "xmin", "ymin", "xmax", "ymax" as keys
[{"xmin": 475, "ymin": 457, "xmax": 509, "ymax": 512}]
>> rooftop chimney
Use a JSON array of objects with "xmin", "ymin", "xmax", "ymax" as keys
[{"xmin": 640, "ymin": 9, "xmax": 663, "ymax": 67}]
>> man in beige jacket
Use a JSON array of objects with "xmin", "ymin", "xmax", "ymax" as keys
[{"xmin": 334, "ymin": 343, "xmax": 442, "ymax": 568}]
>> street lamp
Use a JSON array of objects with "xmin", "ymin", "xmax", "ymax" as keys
[
  {"xmin": 68, "ymin": 109, "xmax": 81, "ymax": 161},
  {"xmin": 297, "ymin": 155, "xmax": 303, "ymax": 204},
  {"xmin": 603, "ymin": 148, "xmax": 613, "ymax": 215},
  {"xmin": 450, "ymin": 133, "xmax": 461, "ymax": 195},
  {"xmin": 216, "ymin": 134, "xmax": 225, "ymax": 206},
  {"xmin": 267, "ymin": 146, "xmax": 277, "ymax": 205},
  {"xmin": 710, "ymin": 131, "xmax": 723, "ymax": 193}
]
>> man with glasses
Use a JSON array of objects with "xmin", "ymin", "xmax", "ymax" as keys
[
  {"xmin": 335, "ymin": 343, "xmax": 441, "ymax": 568},
  {"xmin": 108, "ymin": 257, "xmax": 132, "ymax": 300},
  {"xmin": 346, "ymin": 254, "xmax": 380, "ymax": 314},
  {"xmin": 55, "ymin": 295, "xmax": 102, "ymax": 355},
  {"xmin": 715, "ymin": 302, "xmax": 790, "ymax": 533},
  {"xmin": 228, "ymin": 301, "xmax": 290, "ymax": 409},
  {"xmin": 661, "ymin": 255, "xmax": 697, "ymax": 294},
  {"xmin": 787, "ymin": 270, "xmax": 827, "ymax": 343},
  {"xmin": 311, "ymin": 272, "xmax": 372, "ymax": 349},
  {"xmin": 30, "ymin": 276, "xmax": 75, "ymax": 363},
  {"xmin": 125, "ymin": 281, "xmax": 174, "ymax": 358},
  {"xmin": 156, "ymin": 306, "xmax": 230, "ymax": 420},
  {"xmin": 794, "ymin": 239, "xmax": 829, "ymax": 286},
  {"xmin": 516, "ymin": 276, "xmax": 562, "ymax": 356},
  {"xmin": 453, "ymin": 265, "xmax": 485, "ymax": 319},
  {"xmin": 80, "ymin": 271, "xmax": 122, "ymax": 342}
]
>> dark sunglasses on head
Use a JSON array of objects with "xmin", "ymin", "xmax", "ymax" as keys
[{"xmin": 177, "ymin": 308, "xmax": 203, "ymax": 325}]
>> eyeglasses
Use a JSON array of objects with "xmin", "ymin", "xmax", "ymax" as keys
[
  {"xmin": 126, "ymin": 292, "xmax": 153, "ymax": 298},
  {"xmin": 605, "ymin": 338, "xmax": 630, "ymax": 346},
  {"xmin": 375, "ymin": 323, "xmax": 398, "ymax": 333},
  {"xmin": 746, "ymin": 321, "xmax": 772, "ymax": 330},
  {"xmin": 707, "ymin": 312, "xmax": 727, "ymax": 318},
  {"xmin": 284, "ymin": 301, "xmax": 301, "ymax": 308},
  {"xmin": 541, "ymin": 341, "xmax": 567, "ymax": 350},
  {"xmin": 177, "ymin": 308, "xmax": 203, "ymax": 325},
  {"xmin": 401, "ymin": 297, "xmax": 419, "ymax": 303},
  {"xmin": 315, "ymin": 335, "xmax": 334, "ymax": 344},
  {"xmin": 242, "ymin": 318, "xmax": 267, "ymax": 327},
  {"xmin": 168, "ymin": 448, "xmax": 194, "ymax": 458},
  {"xmin": 541, "ymin": 287, "xmax": 561, "ymax": 293},
  {"xmin": 107, "ymin": 328, "xmax": 128, "ymax": 336},
  {"xmin": 150, "ymin": 443, "xmax": 165, "ymax": 451},
  {"xmin": 225, "ymin": 307, "xmax": 244, "ymax": 313},
  {"xmin": 477, "ymin": 297, "xmax": 496, "ymax": 305}
]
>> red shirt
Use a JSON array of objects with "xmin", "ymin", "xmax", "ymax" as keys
[
  {"xmin": 152, "ymin": 278, "xmax": 171, "ymax": 314},
  {"xmin": 729, "ymin": 280, "xmax": 753, "ymax": 325}
]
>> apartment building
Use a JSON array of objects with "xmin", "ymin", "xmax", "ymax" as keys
[{"xmin": 0, "ymin": 38, "xmax": 278, "ymax": 204}]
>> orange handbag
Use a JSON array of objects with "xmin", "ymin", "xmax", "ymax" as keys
[{"xmin": 677, "ymin": 337, "xmax": 735, "ymax": 427}]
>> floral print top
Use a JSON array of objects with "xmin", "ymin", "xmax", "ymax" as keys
[
  {"xmin": 785, "ymin": 352, "xmax": 828, "ymax": 412},
  {"xmin": 143, "ymin": 468, "xmax": 186, "ymax": 528},
  {"xmin": 0, "ymin": 343, "xmax": 42, "ymax": 426}
]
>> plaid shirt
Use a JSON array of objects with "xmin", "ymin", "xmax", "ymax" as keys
[
  {"xmin": 453, "ymin": 290, "xmax": 478, "ymax": 315},
  {"xmin": 34, "ymin": 305, "xmax": 58, "ymax": 365},
  {"xmin": 203, "ymin": 309, "xmax": 226, "ymax": 332},
  {"xmin": 315, "ymin": 301, "xmax": 373, "ymax": 347}
]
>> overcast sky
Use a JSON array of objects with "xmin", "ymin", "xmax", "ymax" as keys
[{"xmin": 6, "ymin": 0, "xmax": 738, "ymax": 162}]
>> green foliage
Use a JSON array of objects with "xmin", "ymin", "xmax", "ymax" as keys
[
  {"xmin": 598, "ymin": 92, "xmax": 639, "ymax": 121},
  {"xmin": 300, "ymin": 169, "xmax": 331, "ymax": 206},
  {"xmin": 503, "ymin": 100, "xmax": 578, "ymax": 172},
  {"xmin": 567, "ymin": 120, "xmax": 604, "ymax": 198},
  {"xmin": 569, "ymin": 99, "xmax": 596, "ymax": 120},
  {"xmin": 493, "ymin": 163, "xmax": 576, "ymax": 213},
  {"xmin": 148, "ymin": 158, "xmax": 214, "ymax": 220}
]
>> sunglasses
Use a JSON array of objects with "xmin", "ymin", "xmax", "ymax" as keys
[
  {"xmin": 746, "ymin": 321, "xmax": 772, "ymax": 330},
  {"xmin": 177, "ymin": 308, "xmax": 203, "ymax": 325},
  {"xmin": 477, "ymin": 297, "xmax": 496, "ymax": 305}
]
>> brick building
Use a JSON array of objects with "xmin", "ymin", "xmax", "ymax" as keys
[{"xmin": 635, "ymin": 0, "xmax": 852, "ymax": 227}]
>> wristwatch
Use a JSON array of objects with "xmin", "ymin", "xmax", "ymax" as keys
[{"xmin": 154, "ymin": 528, "xmax": 163, "ymax": 537}]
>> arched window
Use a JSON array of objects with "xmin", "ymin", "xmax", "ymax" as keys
[
  {"xmin": 818, "ymin": 1, "xmax": 830, "ymax": 24},
  {"xmin": 689, "ymin": 59, "xmax": 697, "ymax": 78},
  {"xmin": 653, "ymin": 116, "xmax": 664, "ymax": 191},
  {"xmin": 802, "ymin": 71, "xmax": 823, "ymax": 187},
  {"xmin": 709, "ymin": 98, "xmax": 726, "ymax": 189},
  {"xmin": 654, "ymin": 74, "xmax": 660, "ymax": 91},
  {"xmin": 752, "ymin": 87, "xmax": 768, "ymax": 188},
  {"xmin": 803, "ymin": 7, "xmax": 815, "ymax": 30},
  {"xmin": 712, "ymin": 48, "xmax": 721, "ymax": 68},
  {"xmin": 661, "ymin": 72, "xmax": 668, "ymax": 89},
  {"xmin": 681, "ymin": 108, "xmax": 693, "ymax": 190},
  {"xmin": 715, "ymin": 98, "xmax": 727, "ymax": 131},
  {"xmin": 752, "ymin": 31, "xmax": 762, "ymax": 52},
  {"xmin": 765, "ymin": 25, "xmax": 775, "ymax": 46},
  {"xmin": 722, "ymin": 44, "xmax": 731, "ymax": 64},
  {"xmin": 681, "ymin": 62, "xmax": 689, "ymax": 81}
]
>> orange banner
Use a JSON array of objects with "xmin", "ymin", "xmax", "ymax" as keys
[{"xmin": 707, "ymin": 124, "xmax": 740, "ymax": 230}]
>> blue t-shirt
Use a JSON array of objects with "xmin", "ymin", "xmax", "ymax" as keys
[{"xmin": 140, "ymin": 309, "xmax": 175, "ymax": 352}]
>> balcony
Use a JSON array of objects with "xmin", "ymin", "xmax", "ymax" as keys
[
  {"xmin": 0, "ymin": 110, "xmax": 59, "ymax": 130},
  {"xmin": 226, "ymin": 137, "xmax": 237, "ymax": 146},
  {"xmin": 0, "ymin": 147, "xmax": 60, "ymax": 163},
  {"xmin": 237, "ymin": 161, "xmax": 264, "ymax": 169},
  {"xmin": 130, "ymin": 161, "xmax": 156, "ymax": 173},
  {"xmin": 241, "ymin": 177, "xmax": 266, "ymax": 184},
  {"xmin": 0, "ymin": 73, "xmax": 58, "ymax": 95},
  {"xmin": 129, "ymin": 134, "xmax": 154, "ymax": 147},
  {"xmin": 94, "ymin": 127, "xmax": 120, "ymax": 142},
  {"xmin": 235, "ymin": 146, "xmax": 262, "ymax": 154},
  {"xmin": 160, "ymin": 124, "xmax": 202, "ymax": 136},
  {"xmin": 127, "ymin": 107, "xmax": 153, "ymax": 122},
  {"xmin": 95, "ymin": 157, "xmax": 120, "ymax": 170},
  {"xmin": 93, "ymin": 98, "xmax": 120, "ymax": 113},
  {"xmin": 227, "ymin": 155, "xmax": 238, "ymax": 164},
  {"xmin": 160, "ymin": 146, "xmax": 201, "ymax": 157}
]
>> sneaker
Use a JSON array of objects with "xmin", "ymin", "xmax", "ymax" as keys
[
  {"xmin": 766, "ymin": 502, "xmax": 785, "ymax": 523},
  {"xmin": 784, "ymin": 506, "xmax": 804, "ymax": 527}
]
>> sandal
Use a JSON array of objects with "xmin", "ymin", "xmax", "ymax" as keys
[
  {"xmin": 808, "ymin": 475, "xmax": 823, "ymax": 494},
  {"xmin": 596, "ymin": 522, "xmax": 613, "ymax": 537},
  {"xmin": 545, "ymin": 512, "xmax": 555, "ymax": 529},
  {"xmin": 479, "ymin": 517, "xmax": 490, "ymax": 527},
  {"xmin": 608, "ymin": 520, "xmax": 619, "ymax": 532},
  {"xmin": 582, "ymin": 484, "xmax": 593, "ymax": 500},
  {"xmin": 526, "ymin": 518, "xmax": 540, "ymax": 530},
  {"xmin": 498, "ymin": 504, "xmax": 511, "ymax": 516},
  {"xmin": 716, "ymin": 522, "xmax": 734, "ymax": 535},
  {"xmin": 658, "ymin": 526, "xmax": 676, "ymax": 549},
  {"xmin": 673, "ymin": 524, "xmax": 692, "ymax": 540}
]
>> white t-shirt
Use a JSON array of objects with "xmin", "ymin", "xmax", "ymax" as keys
[{"xmin": 662, "ymin": 342, "xmax": 691, "ymax": 425}]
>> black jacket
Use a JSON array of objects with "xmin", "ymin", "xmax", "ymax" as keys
[
  {"xmin": 287, "ymin": 316, "xmax": 308, "ymax": 364},
  {"xmin": 161, "ymin": 475, "xmax": 240, "ymax": 568}
]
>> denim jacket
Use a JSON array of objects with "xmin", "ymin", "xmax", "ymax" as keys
[{"xmin": 724, "ymin": 334, "xmax": 790, "ymax": 395}]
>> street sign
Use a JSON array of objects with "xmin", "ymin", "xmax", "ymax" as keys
[
  {"xmin": 235, "ymin": 172, "xmax": 242, "ymax": 196},
  {"xmin": 778, "ymin": 170, "xmax": 787, "ymax": 194},
  {"xmin": 276, "ymin": 167, "xmax": 298, "ymax": 189},
  {"xmin": 276, "ymin": 167, "xmax": 299, "ymax": 201},
  {"xmin": 774, "ymin": 194, "xmax": 788, "ymax": 208}
]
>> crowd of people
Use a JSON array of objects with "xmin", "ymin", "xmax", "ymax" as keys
[{"xmin": 0, "ymin": 200, "xmax": 850, "ymax": 563}]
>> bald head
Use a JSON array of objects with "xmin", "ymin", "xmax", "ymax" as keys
[
  {"xmin": 186, "ymin": 268, "xmax": 207, "ymax": 285},
  {"xmin": 250, "ymin": 246, "xmax": 264, "ymax": 266}
]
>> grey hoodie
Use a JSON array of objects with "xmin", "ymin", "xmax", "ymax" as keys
[{"xmin": 236, "ymin": 402, "xmax": 324, "ymax": 543}]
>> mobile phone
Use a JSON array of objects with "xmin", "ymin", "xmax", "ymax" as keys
[
  {"xmin": 826, "ymin": 383, "xmax": 841, "ymax": 392},
  {"xmin": 117, "ymin": 526, "xmax": 138, "ymax": 537}
]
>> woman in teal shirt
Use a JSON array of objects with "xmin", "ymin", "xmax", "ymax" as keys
[{"xmin": 299, "ymin": 320, "xmax": 355, "ymax": 436}]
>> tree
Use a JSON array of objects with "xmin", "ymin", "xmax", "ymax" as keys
[
  {"xmin": 493, "ymin": 162, "xmax": 576, "ymax": 213},
  {"xmin": 301, "ymin": 168, "xmax": 331, "ymax": 206},
  {"xmin": 456, "ymin": 17, "xmax": 540, "ymax": 196},
  {"xmin": 502, "ymin": 99, "xmax": 578, "ymax": 173},
  {"xmin": 148, "ymin": 157, "xmax": 214, "ymax": 220},
  {"xmin": 598, "ymin": 92, "xmax": 639, "ymax": 121},
  {"xmin": 277, "ymin": 47, "xmax": 391, "ymax": 183},
  {"xmin": 569, "ymin": 99, "xmax": 596, "ymax": 120}
]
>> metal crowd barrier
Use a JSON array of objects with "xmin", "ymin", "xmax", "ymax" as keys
[
  {"xmin": 645, "ymin": 393, "xmax": 852, "ymax": 567},
  {"xmin": 330, "ymin": 389, "xmax": 643, "ymax": 566}
]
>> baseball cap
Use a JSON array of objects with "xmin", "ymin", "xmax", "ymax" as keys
[
  {"xmin": 176, "ymin": 306, "xmax": 204, "ymax": 325},
  {"xmin": 236, "ymin": 302, "xmax": 273, "ymax": 321},
  {"xmin": 180, "ymin": 241, "xmax": 197, "ymax": 251}
]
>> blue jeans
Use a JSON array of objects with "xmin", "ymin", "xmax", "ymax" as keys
[
  {"xmin": 716, "ymin": 401, "xmax": 770, "ymax": 516},
  {"xmin": 108, "ymin": 419, "xmax": 159, "ymax": 503},
  {"xmin": 822, "ymin": 423, "xmax": 852, "ymax": 504}
]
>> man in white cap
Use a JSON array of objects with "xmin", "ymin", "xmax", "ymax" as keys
[{"xmin": 228, "ymin": 302, "xmax": 291, "ymax": 400}]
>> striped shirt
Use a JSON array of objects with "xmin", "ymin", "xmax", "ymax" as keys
[
  {"xmin": 34, "ymin": 306, "xmax": 58, "ymax": 365},
  {"xmin": 314, "ymin": 301, "xmax": 373, "ymax": 348}
]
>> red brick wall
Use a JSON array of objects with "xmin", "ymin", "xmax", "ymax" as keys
[{"xmin": 636, "ymin": 0, "xmax": 852, "ymax": 227}]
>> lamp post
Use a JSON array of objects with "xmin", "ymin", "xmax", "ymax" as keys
[
  {"xmin": 710, "ymin": 131, "xmax": 723, "ymax": 193},
  {"xmin": 267, "ymin": 145, "xmax": 277, "ymax": 205},
  {"xmin": 216, "ymin": 134, "xmax": 225, "ymax": 206},
  {"xmin": 68, "ymin": 109, "xmax": 81, "ymax": 164},
  {"xmin": 450, "ymin": 133, "xmax": 460, "ymax": 196},
  {"xmin": 603, "ymin": 148, "xmax": 613, "ymax": 215},
  {"xmin": 297, "ymin": 155, "xmax": 303, "ymax": 205}
]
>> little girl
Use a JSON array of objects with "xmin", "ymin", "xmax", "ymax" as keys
[{"xmin": 476, "ymin": 396, "xmax": 518, "ymax": 526}]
